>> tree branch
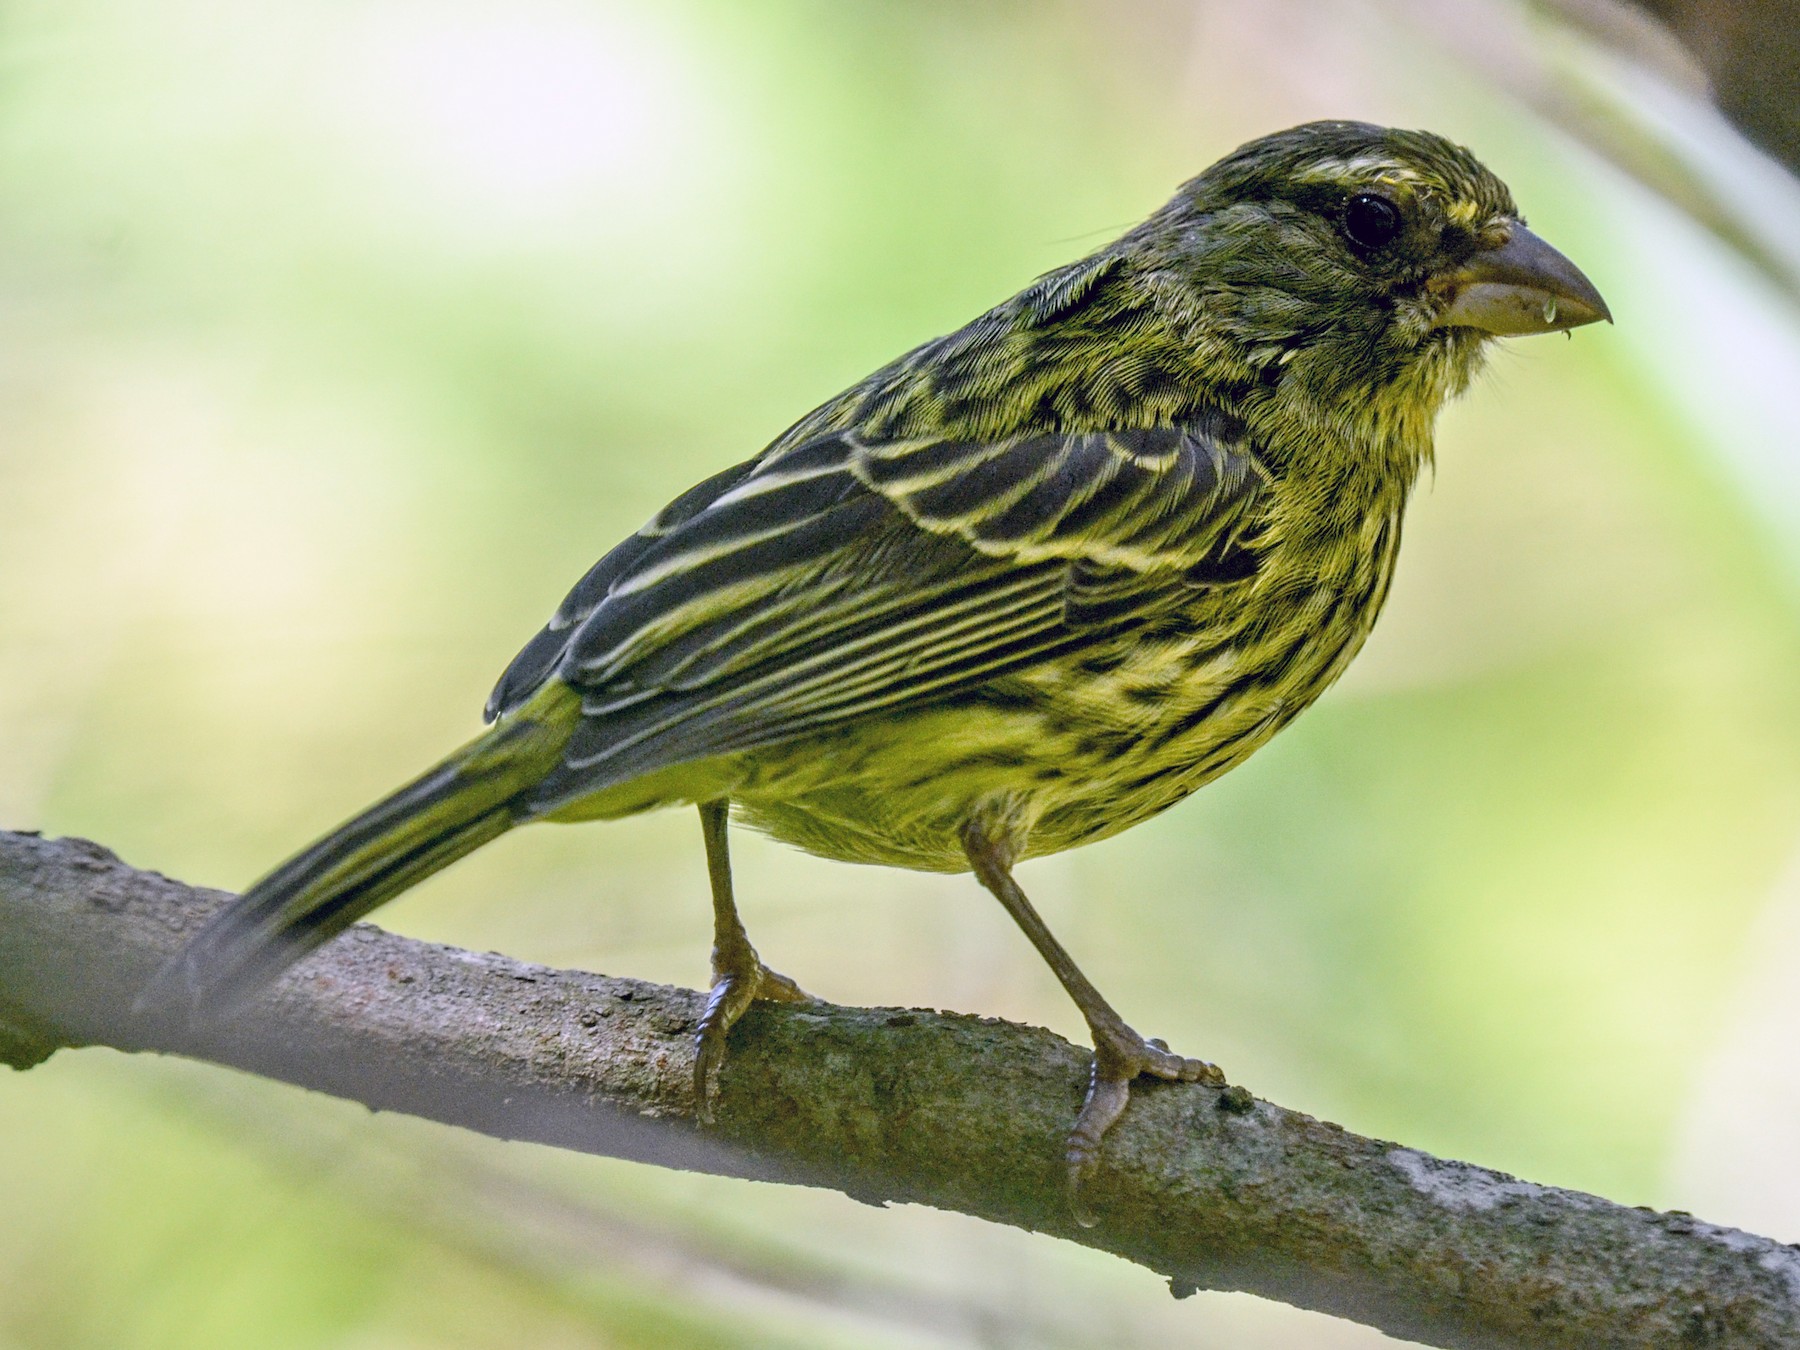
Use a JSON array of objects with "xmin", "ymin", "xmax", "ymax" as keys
[
  {"xmin": 1621, "ymin": 0, "xmax": 1800, "ymax": 176},
  {"xmin": 2, "ymin": 828, "xmax": 1796, "ymax": 1348}
]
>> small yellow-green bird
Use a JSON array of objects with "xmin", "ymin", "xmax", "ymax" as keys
[{"xmin": 146, "ymin": 121, "xmax": 1607, "ymax": 1209}]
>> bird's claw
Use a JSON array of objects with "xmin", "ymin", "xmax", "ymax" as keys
[
  {"xmin": 1066, "ymin": 1024, "xmax": 1224, "ymax": 1227},
  {"xmin": 693, "ymin": 956, "xmax": 808, "ymax": 1124}
]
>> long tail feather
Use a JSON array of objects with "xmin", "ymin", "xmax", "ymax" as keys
[{"xmin": 138, "ymin": 711, "xmax": 565, "ymax": 1021}]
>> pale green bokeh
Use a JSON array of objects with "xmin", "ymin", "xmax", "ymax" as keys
[{"xmin": 4, "ymin": 3, "xmax": 1799, "ymax": 1347}]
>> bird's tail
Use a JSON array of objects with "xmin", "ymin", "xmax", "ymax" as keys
[{"xmin": 138, "ymin": 707, "xmax": 570, "ymax": 1021}]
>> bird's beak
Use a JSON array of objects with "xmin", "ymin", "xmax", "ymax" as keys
[{"xmin": 1434, "ymin": 223, "xmax": 1610, "ymax": 336}]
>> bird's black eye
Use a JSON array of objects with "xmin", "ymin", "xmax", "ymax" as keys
[{"xmin": 1341, "ymin": 192, "xmax": 1402, "ymax": 250}]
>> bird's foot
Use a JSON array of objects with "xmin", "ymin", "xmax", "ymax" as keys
[
  {"xmin": 693, "ymin": 949, "xmax": 809, "ymax": 1124},
  {"xmin": 1067, "ymin": 1019, "xmax": 1224, "ymax": 1227}
]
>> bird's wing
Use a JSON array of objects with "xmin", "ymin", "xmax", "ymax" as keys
[
  {"xmin": 485, "ymin": 457, "xmax": 760, "ymax": 721},
  {"xmin": 502, "ymin": 415, "xmax": 1269, "ymax": 806}
]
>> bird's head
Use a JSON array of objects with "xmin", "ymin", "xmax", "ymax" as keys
[{"xmin": 1137, "ymin": 121, "xmax": 1609, "ymax": 416}]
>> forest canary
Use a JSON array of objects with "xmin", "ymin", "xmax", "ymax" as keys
[{"xmin": 145, "ymin": 121, "xmax": 1609, "ymax": 1216}]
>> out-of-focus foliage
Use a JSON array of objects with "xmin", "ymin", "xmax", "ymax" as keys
[{"xmin": 3, "ymin": 2, "xmax": 1798, "ymax": 1346}]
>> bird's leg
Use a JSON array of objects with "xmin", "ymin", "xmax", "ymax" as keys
[
  {"xmin": 693, "ymin": 799, "xmax": 808, "ymax": 1123},
  {"xmin": 961, "ymin": 820, "xmax": 1224, "ymax": 1225}
]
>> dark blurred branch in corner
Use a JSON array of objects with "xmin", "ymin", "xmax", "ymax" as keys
[
  {"xmin": 4, "ymin": 828, "xmax": 1799, "ymax": 1350},
  {"xmin": 1620, "ymin": 0, "xmax": 1800, "ymax": 174}
]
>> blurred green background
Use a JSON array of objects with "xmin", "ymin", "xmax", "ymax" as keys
[{"xmin": 4, "ymin": 1, "xmax": 1799, "ymax": 1345}]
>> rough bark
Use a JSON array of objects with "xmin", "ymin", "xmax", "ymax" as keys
[{"xmin": 2, "ymin": 828, "xmax": 1797, "ymax": 1348}]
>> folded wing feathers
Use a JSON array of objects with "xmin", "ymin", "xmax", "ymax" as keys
[
  {"xmin": 849, "ymin": 419, "xmax": 1262, "ymax": 569},
  {"xmin": 496, "ymin": 419, "xmax": 1266, "ymax": 805}
]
